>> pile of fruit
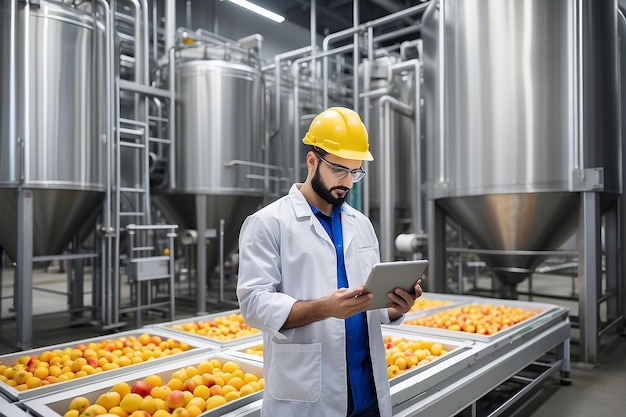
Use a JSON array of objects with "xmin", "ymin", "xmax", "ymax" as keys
[
  {"xmin": 168, "ymin": 314, "xmax": 260, "ymax": 342},
  {"xmin": 409, "ymin": 297, "xmax": 453, "ymax": 312},
  {"xmin": 238, "ymin": 337, "xmax": 451, "ymax": 380},
  {"xmin": 384, "ymin": 335, "xmax": 449, "ymax": 379},
  {"xmin": 62, "ymin": 358, "xmax": 264, "ymax": 417},
  {"xmin": 241, "ymin": 344, "xmax": 263, "ymax": 357},
  {"xmin": 404, "ymin": 303, "xmax": 538, "ymax": 335},
  {"xmin": 0, "ymin": 333, "xmax": 191, "ymax": 392}
]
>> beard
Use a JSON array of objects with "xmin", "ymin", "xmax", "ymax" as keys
[{"xmin": 311, "ymin": 165, "xmax": 350, "ymax": 207}]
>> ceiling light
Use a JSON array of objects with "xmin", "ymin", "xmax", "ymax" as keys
[{"xmin": 227, "ymin": 0, "xmax": 285, "ymax": 23}]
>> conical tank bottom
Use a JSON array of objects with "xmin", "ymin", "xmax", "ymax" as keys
[
  {"xmin": 0, "ymin": 188, "xmax": 104, "ymax": 261},
  {"xmin": 438, "ymin": 192, "xmax": 580, "ymax": 290},
  {"xmin": 151, "ymin": 193, "xmax": 263, "ymax": 273}
]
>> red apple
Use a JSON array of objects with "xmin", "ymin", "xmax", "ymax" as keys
[{"xmin": 130, "ymin": 380, "xmax": 152, "ymax": 397}]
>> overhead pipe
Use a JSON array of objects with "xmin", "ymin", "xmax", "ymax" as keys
[
  {"xmin": 322, "ymin": 2, "xmax": 430, "ymax": 52},
  {"xmin": 321, "ymin": 2, "xmax": 429, "ymax": 108}
]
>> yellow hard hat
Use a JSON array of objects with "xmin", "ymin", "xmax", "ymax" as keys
[{"xmin": 302, "ymin": 107, "xmax": 374, "ymax": 161}]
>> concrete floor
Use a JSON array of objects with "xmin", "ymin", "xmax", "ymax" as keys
[{"xmin": 1, "ymin": 265, "xmax": 625, "ymax": 416}]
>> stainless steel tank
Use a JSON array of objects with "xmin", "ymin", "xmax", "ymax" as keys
[
  {"xmin": 0, "ymin": 0, "xmax": 106, "ymax": 260},
  {"xmin": 152, "ymin": 41, "xmax": 266, "ymax": 273},
  {"xmin": 423, "ymin": 0, "xmax": 620, "ymax": 296}
]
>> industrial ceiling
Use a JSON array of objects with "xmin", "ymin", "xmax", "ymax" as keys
[{"xmin": 252, "ymin": 0, "xmax": 428, "ymax": 38}]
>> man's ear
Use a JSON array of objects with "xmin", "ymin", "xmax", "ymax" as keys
[{"xmin": 306, "ymin": 151, "xmax": 317, "ymax": 168}]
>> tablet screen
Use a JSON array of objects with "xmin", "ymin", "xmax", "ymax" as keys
[{"xmin": 361, "ymin": 260, "xmax": 428, "ymax": 310}]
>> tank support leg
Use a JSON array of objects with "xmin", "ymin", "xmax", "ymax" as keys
[{"xmin": 16, "ymin": 189, "xmax": 34, "ymax": 350}]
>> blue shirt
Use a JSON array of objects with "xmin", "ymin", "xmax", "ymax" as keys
[{"xmin": 311, "ymin": 204, "xmax": 376, "ymax": 413}]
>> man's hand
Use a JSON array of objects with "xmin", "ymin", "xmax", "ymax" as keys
[
  {"xmin": 387, "ymin": 279, "xmax": 423, "ymax": 321},
  {"xmin": 325, "ymin": 287, "xmax": 372, "ymax": 319},
  {"xmin": 282, "ymin": 286, "xmax": 372, "ymax": 329}
]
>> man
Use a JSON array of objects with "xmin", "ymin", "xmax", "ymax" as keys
[{"xmin": 237, "ymin": 107, "xmax": 422, "ymax": 417}]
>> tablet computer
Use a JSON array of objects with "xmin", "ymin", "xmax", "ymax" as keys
[{"xmin": 361, "ymin": 260, "xmax": 428, "ymax": 310}]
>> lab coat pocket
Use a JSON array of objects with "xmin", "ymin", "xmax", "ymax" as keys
[
  {"xmin": 267, "ymin": 342, "xmax": 322, "ymax": 402},
  {"xmin": 358, "ymin": 246, "xmax": 379, "ymax": 278}
]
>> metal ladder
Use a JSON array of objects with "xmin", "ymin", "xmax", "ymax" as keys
[
  {"xmin": 102, "ymin": 1, "xmax": 177, "ymax": 329},
  {"xmin": 110, "ymin": 77, "xmax": 177, "ymax": 328}
]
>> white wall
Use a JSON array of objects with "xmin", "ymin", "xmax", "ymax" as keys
[{"xmin": 173, "ymin": 0, "xmax": 321, "ymax": 62}]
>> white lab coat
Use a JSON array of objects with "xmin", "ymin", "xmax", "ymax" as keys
[{"xmin": 237, "ymin": 184, "xmax": 399, "ymax": 417}]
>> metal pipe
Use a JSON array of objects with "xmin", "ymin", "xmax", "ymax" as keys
[
  {"xmin": 322, "ymin": 2, "xmax": 430, "ymax": 52},
  {"xmin": 104, "ymin": 0, "xmax": 116, "ymax": 328},
  {"xmin": 33, "ymin": 253, "xmax": 98, "ymax": 262},
  {"xmin": 372, "ymin": 24, "xmax": 421, "ymax": 45},
  {"xmin": 169, "ymin": 46, "xmax": 176, "ymax": 188},
  {"xmin": 381, "ymin": 99, "xmax": 392, "ymax": 261},
  {"xmin": 138, "ymin": 0, "xmax": 151, "ymax": 225},
  {"xmin": 391, "ymin": 59, "xmax": 423, "ymax": 234},
  {"xmin": 377, "ymin": 95, "xmax": 412, "ymax": 261},
  {"xmin": 23, "ymin": 0, "xmax": 30, "ymax": 184},
  {"xmin": 361, "ymin": 26, "xmax": 376, "ymax": 217},
  {"xmin": 400, "ymin": 39, "xmax": 421, "ymax": 60},
  {"xmin": 219, "ymin": 219, "xmax": 225, "ymax": 302},
  {"xmin": 574, "ymin": 0, "xmax": 584, "ymax": 174},
  {"xmin": 9, "ymin": 0, "xmax": 16, "ymax": 182},
  {"xmin": 272, "ymin": 46, "xmax": 314, "ymax": 139},
  {"xmin": 310, "ymin": 0, "xmax": 316, "ymax": 51},
  {"xmin": 352, "ymin": 0, "xmax": 359, "ymax": 112},
  {"xmin": 126, "ymin": 224, "xmax": 181, "ymax": 230},
  {"xmin": 113, "ymin": 47, "xmax": 122, "ymax": 324},
  {"xmin": 321, "ymin": 1, "xmax": 429, "ymax": 109},
  {"xmin": 165, "ymin": 0, "xmax": 176, "ymax": 57},
  {"xmin": 196, "ymin": 196, "xmax": 207, "ymax": 314},
  {"xmin": 191, "ymin": 28, "xmax": 236, "ymax": 47},
  {"xmin": 152, "ymin": 0, "xmax": 157, "ymax": 64},
  {"xmin": 437, "ymin": 0, "xmax": 446, "ymax": 184},
  {"xmin": 168, "ymin": 229, "xmax": 177, "ymax": 321},
  {"xmin": 16, "ymin": 189, "xmax": 33, "ymax": 349}
]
